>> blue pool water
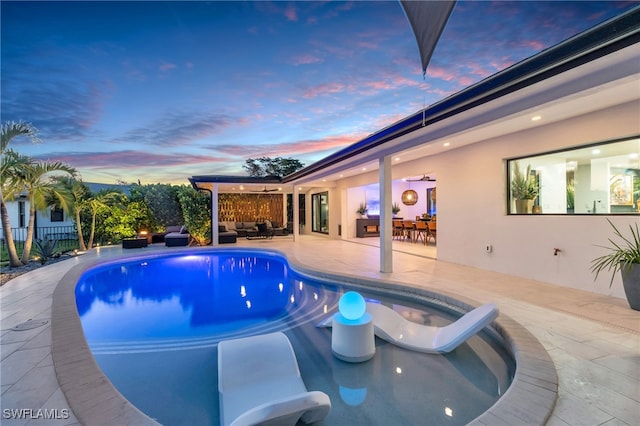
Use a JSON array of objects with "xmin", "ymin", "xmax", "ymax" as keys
[{"xmin": 76, "ymin": 250, "xmax": 514, "ymax": 425}]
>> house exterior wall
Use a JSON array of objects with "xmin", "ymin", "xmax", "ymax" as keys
[
  {"xmin": 433, "ymin": 100, "xmax": 639, "ymax": 300},
  {"xmin": 328, "ymin": 100, "xmax": 638, "ymax": 300},
  {"xmin": 0, "ymin": 199, "xmax": 75, "ymax": 240}
]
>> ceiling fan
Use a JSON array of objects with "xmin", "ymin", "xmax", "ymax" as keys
[
  {"xmin": 250, "ymin": 186, "xmax": 280, "ymax": 193},
  {"xmin": 406, "ymin": 175, "xmax": 436, "ymax": 182}
]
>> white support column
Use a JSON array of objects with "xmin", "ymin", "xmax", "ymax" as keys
[
  {"xmin": 282, "ymin": 192, "xmax": 287, "ymax": 229},
  {"xmin": 379, "ymin": 156, "xmax": 393, "ymax": 272},
  {"xmin": 293, "ymin": 185, "xmax": 299, "ymax": 242},
  {"xmin": 211, "ymin": 183, "xmax": 219, "ymax": 246}
]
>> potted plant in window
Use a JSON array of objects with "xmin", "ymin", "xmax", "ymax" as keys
[
  {"xmin": 392, "ymin": 202, "xmax": 401, "ymax": 218},
  {"xmin": 591, "ymin": 219, "xmax": 640, "ymax": 311},
  {"xmin": 511, "ymin": 161, "xmax": 539, "ymax": 214},
  {"xmin": 356, "ymin": 202, "xmax": 368, "ymax": 218}
]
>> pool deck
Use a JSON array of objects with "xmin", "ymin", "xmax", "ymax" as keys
[{"xmin": 1, "ymin": 236, "xmax": 638, "ymax": 425}]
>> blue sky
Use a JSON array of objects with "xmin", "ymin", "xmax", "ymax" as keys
[{"xmin": 1, "ymin": 1, "xmax": 635, "ymax": 184}]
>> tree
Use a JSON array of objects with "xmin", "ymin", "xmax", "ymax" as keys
[
  {"xmin": 176, "ymin": 185, "xmax": 211, "ymax": 246},
  {"xmin": 129, "ymin": 183, "xmax": 182, "ymax": 229},
  {"xmin": 243, "ymin": 157, "xmax": 305, "ymax": 177},
  {"xmin": 1, "ymin": 121, "xmax": 40, "ymax": 267},
  {"xmin": 18, "ymin": 160, "xmax": 76, "ymax": 264},
  {"xmin": 86, "ymin": 190, "xmax": 122, "ymax": 249},
  {"xmin": 53, "ymin": 176, "xmax": 91, "ymax": 251},
  {"xmin": 100, "ymin": 199, "xmax": 153, "ymax": 243}
]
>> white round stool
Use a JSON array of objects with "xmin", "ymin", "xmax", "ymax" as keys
[{"xmin": 331, "ymin": 312, "xmax": 375, "ymax": 362}]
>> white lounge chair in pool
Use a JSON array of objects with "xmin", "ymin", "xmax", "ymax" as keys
[
  {"xmin": 217, "ymin": 331, "xmax": 331, "ymax": 426},
  {"xmin": 319, "ymin": 302, "xmax": 499, "ymax": 354},
  {"xmin": 365, "ymin": 302, "xmax": 499, "ymax": 354}
]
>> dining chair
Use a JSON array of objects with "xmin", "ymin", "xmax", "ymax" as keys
[
  {"xmin": 427, "ymin": 221, "xmax": 437, "ymax": 244},
  {"xmin": 392, "ymin": 220, "xmax": 404, "ymax": 240},
  {"xmin": 402, "ymin": 220, "xmax": 415, "ymax": 242},
  {"xmin": 414, "ymin": 220, "xmax": 428, "ymax": 245}
]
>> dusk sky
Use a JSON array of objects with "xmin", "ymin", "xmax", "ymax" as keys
[{"xmin": 1, "ymin": 1, "xmax": 636, "ymax": 185}]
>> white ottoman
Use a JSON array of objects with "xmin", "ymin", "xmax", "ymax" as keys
[{"xmin": 331, "ymin": 312, "xmax": 375, "ymax": 362}]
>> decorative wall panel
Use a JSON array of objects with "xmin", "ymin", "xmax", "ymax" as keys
[{"xmin": 218, "ymin": 193, "xmax": 283, "ymax": 223}]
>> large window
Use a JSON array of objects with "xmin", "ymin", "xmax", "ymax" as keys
[
  {"xmin": 312, "ymin": 192, "xmax": 329, "ymax": 234},
  {"xmin": 508, "ymin": 137, "xmax": 640, "ymax": 215}
]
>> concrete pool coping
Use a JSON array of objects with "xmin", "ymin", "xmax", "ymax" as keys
[{"xmin": 50, "ymin": 246, "xmax": 557, "ymax": 425}]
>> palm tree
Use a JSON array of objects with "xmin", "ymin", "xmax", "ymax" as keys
[
  {"xmin": 18, "ymin": 160, "xmax": 76, "ymax": 264},
  {"xmin": 86, "ymin": 190, "xmax": 121, "ymax": 249},
  {"xmin": 1, "ymin": 121, "xmax": 40, "ymax": 267},
  {"xmin": 53, "ymin": 176, "xmax": 90, "ymax": 251}
]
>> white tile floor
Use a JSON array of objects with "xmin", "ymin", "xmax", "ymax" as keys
[{"xmin": 1, "ymin": 236, "xmax": 638, "ymax": 425}]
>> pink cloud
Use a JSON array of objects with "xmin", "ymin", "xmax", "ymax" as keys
[
  {"xmin": 214, "ymin": 134, "xmax": 362, "ymax": 158},
  {"xmin": 356, "ymin": 41, "xmax": 377, "ymax": 50},
  {"xmin": 426, "ymin": 67, "xmax": 457, "ymax": 81},
  {"xmin": 36, "ymin": 150, "xmax": 225, "ymax": 170},
  {"xmin": 284, "ymin": 5, "xmax": 298, "ymax": 21},
  {"xmin": 291, "ymin": 54, "xmax": 323, "ymax": 65},
  {"xmin": 513, "ymin": 39, "xmax": 546, "ymax": 51},
  {"xmin": 159, "ymin": 62, "xmax": 177, "ymax": 72},
  {"xmin": 302, "ymin": 82, "xmax": 348, "ymax": 99}
]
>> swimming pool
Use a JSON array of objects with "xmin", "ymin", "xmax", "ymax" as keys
[{"xmin": 75, "ymin": 249, "xmax": 514, "ymax": 425}]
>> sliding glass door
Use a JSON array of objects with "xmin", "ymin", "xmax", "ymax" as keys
[{"xmin": 312, "ymin": 192, "xmax": 329, "ymax": 234}]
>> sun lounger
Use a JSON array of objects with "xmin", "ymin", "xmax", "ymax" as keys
[
  {"xmin": 365, "ymin": 302, "xmax": 499, "ymax": 354},
  {"xmin": 319, "ymin": 302, "xmax": 498, "ymax": 354},
  {"xmin": 217, "ymin": 332, "xmax": 331, "ymax": 426}
]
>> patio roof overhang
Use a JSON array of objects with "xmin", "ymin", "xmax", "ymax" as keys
[{"xmin": 189, "ymin": 175, "xmax": 285, "ymax": 193}]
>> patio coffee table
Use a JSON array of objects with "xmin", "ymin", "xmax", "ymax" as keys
[{"xmin": 122, "ymin": 237, "xmax": 148, "ymax": 249}]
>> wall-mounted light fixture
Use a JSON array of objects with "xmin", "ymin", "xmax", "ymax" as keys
[{"xmin": 401, "ymin": 190, "xmax": 418, "ymax": 206}]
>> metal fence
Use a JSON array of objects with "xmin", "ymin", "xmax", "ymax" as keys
[{"xmin": 1, "ymin": 226, "xmax": 80, "ymax": 254}]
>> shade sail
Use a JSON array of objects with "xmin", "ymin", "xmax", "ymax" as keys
[{"xmin": 401, "ymin": 0, "xmax": 456, "ymax": 75}]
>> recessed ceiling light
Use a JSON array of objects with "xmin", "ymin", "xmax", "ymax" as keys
[
  {"xmin": 362, "ymin": 167, "xmax": 367, "ymax": 171},
  {"xmin": 339, "ymin": 174, "xmax": 343, "ymax": 177},
  {"xmin": 592, "ymin": 149, "xmax": 601, "ymax": 155},
  {"xmin": 278, "ymin": 187, "xmax": 282, "ymax": 191},
  {"xmin": 239, "ymin": 185, "xmax": 244, "ymax": 190},
  {"xmin": 394, "ymin": 157, "xmax": 400, "ymax": 161},
  {"xmin": 443, "ymin": 142, "xmax": 450, "ymax": 147},
  {"xmin": 629, "ymin": 153, "xmax": 639, "ymax": 159},
  {"xmin": 322, "ymin": 179, "xmax": 326, "ymax": 182},
  {"xmin": 531, "ymin": 115, "xmax": 542, "ymax": 121}
]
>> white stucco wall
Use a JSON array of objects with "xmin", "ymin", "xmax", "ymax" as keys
[
  {"xmin": 330, "ymin": 101, "xmax": 638, "ymax": 300},
  {"xmin": 433, "ymin": 101, "xmax": 639, "ymax": 300},
  {"xmin": 0, "ymin": 199, "xmax": 75, "ymax": 240}
]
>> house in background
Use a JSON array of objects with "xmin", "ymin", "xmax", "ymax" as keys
[
  {"xmin": 0, "ymin": 194, "xmax": 76, "ymax": 242},
  {"xmin": 192, "ymin": 7, "xmax": 640, "ymax": 302},
  {"xmin": 0, "ymin": 182, "xmax": 130, "ymax": 243}
]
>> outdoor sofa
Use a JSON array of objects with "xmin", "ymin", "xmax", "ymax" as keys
[
  {"xmin": 221, "ymin": 221, "xmax": 289, "ymax": 238},
  {"xmin": 164, "ymin": 225, "xmax": 190, "ymax": 247}
]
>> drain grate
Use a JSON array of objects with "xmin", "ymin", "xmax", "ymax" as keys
[{"xmin": 11, "ymin": 319, "xmax": 49, "ymax": 331}]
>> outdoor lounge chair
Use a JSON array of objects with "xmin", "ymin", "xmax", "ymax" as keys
[
  {"xmin": 365, "ymin": 302, "xmax": 499, "ymax": 354},
  {"xmin": 319, "ymin": 302, "xmax": 498, "ymax": 354},
  {"xmin": 217, "ymin": 331, "xmax": 331, "ymax": 426}
]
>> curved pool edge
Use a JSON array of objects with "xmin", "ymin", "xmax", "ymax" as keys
[
  {"xmin": 282, "ymin": 249, "xmax": 559, "ymax": 425},
  {"xmin": 52, "ymin": 255, "xmax": 160, "ymax": 426},
  {"xmin": 51, "ymin": 246, "xmax": 557, "ymax": 425}
]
